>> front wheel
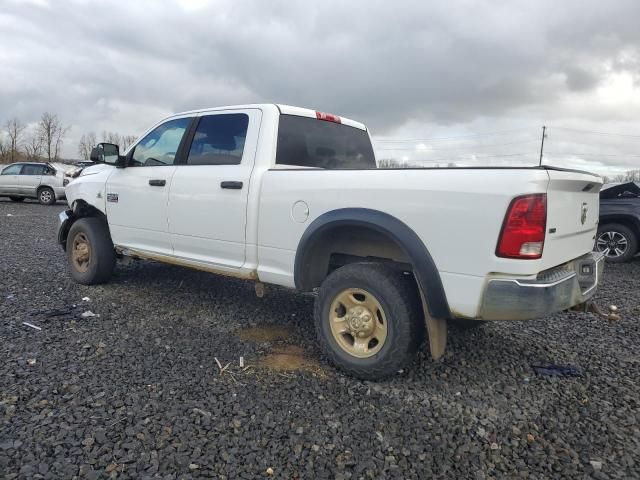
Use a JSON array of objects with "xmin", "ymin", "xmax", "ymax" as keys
[
  {"xmin": 66, "ymin": 217, "xmax": 116, "ymax": 285},
  {"xmin": 38, "ymin": 187, "xmax": 56, "ymax": 205},
  {"xmin": 595, "ymin": 223, "xmax": 638, "ymax": 263},
  {"xmin": 314, "ymin": 263, "xmax": 424, "ymax": 380}
]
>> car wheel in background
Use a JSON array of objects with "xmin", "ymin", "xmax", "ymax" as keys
[
  {"xmin": 66, "ymin": 217, "xmax": 116, "ymax": 285},
  {"xmin": 595, "ymin": 223, "xmax": 638, "ymax": 263},
  {"xmin": 37, "ymin": 187, "xmax": 56, "ymax": 205},
  {"xmin": 9, "ymin": 196, "xmax": 25, "ymax": 202},
  {"xmin": 314, "ymin": 263, "xmax": 424, "ymax": 380}
]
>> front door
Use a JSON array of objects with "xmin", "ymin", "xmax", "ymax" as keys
[
  {"xmin": 106, "ymin": 116, "xmax": 192, "ymax": 255},
  {"xmin": 168, "ymin": 109, "xmax": 261, "ymax": 268},
  {"xmin": 0, "ymin": 164, "xmax": 23, "ymax": 195}
]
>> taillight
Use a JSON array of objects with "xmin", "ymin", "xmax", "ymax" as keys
[
  {"xmin": 496, "ymin": 193, "xmax": 547, "ymax": 259},
  {"xmin": 316, "ymin": 111, "xmax": 341, "ymax": 123}
]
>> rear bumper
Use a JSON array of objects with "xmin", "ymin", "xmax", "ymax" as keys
[{"xmin": 478, "ymin": 251, "xmax": 605, "ymax": 320}]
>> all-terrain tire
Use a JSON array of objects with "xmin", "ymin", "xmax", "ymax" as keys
[
  {"xmin": 596, "ymin": 223, "xmax": 638, "ymax": 263},
  {"xmin": 314, "ymin": 263, "xmax": 424, "ymax": 380},
  {"xmin": 66, "ymin": 217, "xmax": 116, "ymax": 285},
  {"xmin": 37, "ymin": 187, "xmax": 56, "ymax": 205}
]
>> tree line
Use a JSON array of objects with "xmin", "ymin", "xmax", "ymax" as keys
[
  {"xmin": 0, "ymin": 113, "xmax": 68, "ymax": 164},
  {"xmin": 602, "ymin": 169, "xmax": 640, "ymax": 184},
  {"xmin": 77, "ymin": 132, "xmax": 137, "ymax": 161},
  {"xmin": 0, "ymin": 113, "xmax": 136, "ymax": 164}
]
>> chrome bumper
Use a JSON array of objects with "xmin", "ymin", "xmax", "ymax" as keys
[{"xmin": 479, "ymin": 251, "xmax": 605, "ymax": 321}]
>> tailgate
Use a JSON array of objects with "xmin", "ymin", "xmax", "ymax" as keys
[{"xmin": 542, "ymin": 169, "xmax": 602, "ymax": 270}]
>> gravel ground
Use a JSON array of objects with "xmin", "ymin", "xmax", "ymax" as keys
[{"xmin": 1, "ymin": 199, "xmax": 639, "ymax": 479}]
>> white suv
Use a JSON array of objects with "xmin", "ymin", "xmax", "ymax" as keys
[{"xmin": 0, "ymin": 162, "xmax": 68, "ymax": 205}]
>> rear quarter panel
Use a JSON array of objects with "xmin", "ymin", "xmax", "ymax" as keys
[{"xmin": 256, "ymin": 168, "xmax": 553, "ymax": 289}]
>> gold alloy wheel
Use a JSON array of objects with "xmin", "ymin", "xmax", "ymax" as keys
[
  {"xmin": 71, "ymin": 232, "xmax": 91, "ymax": 273},
  {"xmin": 329, "ymin": 288, "xmax": 388, "ymax": 358}
]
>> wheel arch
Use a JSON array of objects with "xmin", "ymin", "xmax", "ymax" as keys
[
  {"xmin": 36, "ymin": 184, "xmax": 54, "ymax": 198},
  {"xmin": 294, "ymin": 208, "xmax": 451, "ymax": 319},
  {"xmin": 59, "ymin": 199, "xmax": 110, "ymax": 251},
  {"xmin": 599, "ymin": 215, "xmax": 640, "ymax": 250}
]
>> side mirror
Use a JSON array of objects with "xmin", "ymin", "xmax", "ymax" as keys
[{"xmin": 90, "ymin": 143, "xmax": 124, "ymax": 166}]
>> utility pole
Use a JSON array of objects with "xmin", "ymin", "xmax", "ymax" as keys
[{"xmin": 538, "ymin": 125, "xmax": 546, "ymax": 166}]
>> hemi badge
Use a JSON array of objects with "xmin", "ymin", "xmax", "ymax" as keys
[{"xmin": 107, "ymin": 193, "xmax": 119, "ymax": 203}]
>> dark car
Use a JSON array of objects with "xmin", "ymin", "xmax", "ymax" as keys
[{"xmin": 596, "ymin": 182, "xmax": 640, "ymax": 262}]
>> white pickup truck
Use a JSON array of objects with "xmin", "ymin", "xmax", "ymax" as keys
[{"xmin": 58, "ymin": 104, "xmax": 604, "ymax": 379}]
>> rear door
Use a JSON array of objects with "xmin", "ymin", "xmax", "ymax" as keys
[
  {"xmin": 106, "ymin": 116, "xmax": 193, "ymax": 256},
  {"xmin": 542, "ymin": 169, "xmax": 603, "ymax": 269},
  {"xmin": 168, "ymin": 109, "xmax": 261, "ymax": 267},
  {"xmin": 0, "ymin": 164, "xmax": 23, "ymax": 195},
  {"xmin": 18, "ymin": 164, "xmax": 45, "ymax": 196}
]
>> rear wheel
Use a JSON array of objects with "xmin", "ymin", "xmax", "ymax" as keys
[
  {"xmin": 38, "ymin": 187, "xmax": 55, "ymax": 205},
  {"xmin": 595, "ymin": 223, "xmax": 638, "ymax": 263},
  {"xmin": 314, "ymin": 263, "xmax": 424, "ymax": 380},
  {"xmin": 66, "ymin": 217, "xmax": 115, "ymax": 284},
  {"xmin": 9, "ymin": 196, "xmax": 25, "ymax": 202}
]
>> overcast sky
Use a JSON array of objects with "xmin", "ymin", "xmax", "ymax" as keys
[{"xmin": 2, "ymin": 0, "xmax": 640, "ymax": 176}]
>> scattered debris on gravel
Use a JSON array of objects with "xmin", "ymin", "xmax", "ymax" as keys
[{"xmin": 1, "ymin": 199, "xmax": 639, "ymax": 478}]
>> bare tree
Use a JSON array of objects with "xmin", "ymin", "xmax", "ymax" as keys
[
  {"xmin": 38, "ymin": 112, "xmax": 68, "ymax": 162},
  {"xmin": 0, "ymin": 128, "xmax": 7, "ymax": 163},
  {"xmin": 78, "ymin": 132, "xmax": 97, "ymax": 160},
  {"xmin": 24, "ymin": 131, "xmax": 44, "ymax": 161},
  {"xmin": 102, "ymin": 131, "xmax": 121, "ymax": 145},
  {"xmin": 121, "ymin": 134, "xmax": 137, "ymax": 151},
  {"xmin": 6, "ymin": 118, "xmax": 26, "ymax": 163},
  {"xmin": 377, "ymin": 158, "xmax": 402, "ymax": 168}
]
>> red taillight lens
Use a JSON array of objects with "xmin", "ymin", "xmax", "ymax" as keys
[
  {"xmin": 316, "ymin": 111, "xmax": 341, "ymax": 123},
  {"xmin": 496, "ymin": 193, "xmax": 547, "ymax": 259}
]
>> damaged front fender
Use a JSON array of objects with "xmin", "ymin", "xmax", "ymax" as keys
[{"xmin": 57, "ymin": 209, "xmax": 74, "ymax": 250}]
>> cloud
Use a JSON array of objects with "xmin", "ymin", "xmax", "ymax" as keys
[{"xmin": 1, "ymin": 0, "xmax": 640, "ymax": 175}]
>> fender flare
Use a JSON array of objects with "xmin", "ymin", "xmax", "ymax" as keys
[{"xmin": 294, "ymin": 208, "xmax": 451, "ymax": 319}]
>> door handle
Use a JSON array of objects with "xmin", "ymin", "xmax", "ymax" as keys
[
  {"xmin": 149, "ymin": 179, "xmax": 166, "ymax": 187},
  {"xmin": 220, "ymin": 181, "xmax": 243, "ymax": 190}
]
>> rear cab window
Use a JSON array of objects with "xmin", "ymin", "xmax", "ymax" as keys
[{"xmin": 275, "ymin": 114, "xmax": 376, "ymax": 169}]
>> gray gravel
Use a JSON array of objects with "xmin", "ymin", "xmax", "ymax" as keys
[{"xmin": 1, "ymin": 199, "xmax": 639, "ymax": 479}]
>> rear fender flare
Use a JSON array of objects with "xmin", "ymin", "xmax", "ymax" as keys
[{"xmin": 294, "ymin": 208, "xmax": 451, "ymax": 319}]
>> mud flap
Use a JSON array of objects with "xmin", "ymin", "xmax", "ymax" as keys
[
  {"xmin": 425, "ymin": 314, "xmax": 447, "ymax": 360},
  {"xmin": 419, "ymin": 291, "xmax": 447, "ymax": 360}
]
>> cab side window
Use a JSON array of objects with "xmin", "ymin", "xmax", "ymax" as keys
[
  {"xmin": 186, "ymin": 114, "xmax": 249, "ymax": 165},
  {"xmin": 130, "ymin": 118, "xmax": 191, "ymax": 167},
  {"xmin": 1, "ymin": 164, "xmax": 23, "ymax": 175}
]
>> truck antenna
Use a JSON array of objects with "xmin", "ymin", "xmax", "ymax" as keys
[{"xmin": 539, "ymin": 125, "xmax": 546, "ymax": 167}]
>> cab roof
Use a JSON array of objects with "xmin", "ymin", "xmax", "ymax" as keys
[{"xmin": 170, "ymin": 104, "xmax": 367, "ymax": 131}]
